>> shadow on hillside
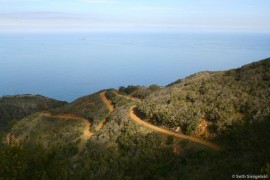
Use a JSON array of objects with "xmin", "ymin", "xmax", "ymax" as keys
[
  {"xmin": 211, "ymin": 118, "xmax": 270, "ymax": 176},
  {"xmin": 73, "ymin": 133, "xmax": 218, "ymax": 179},
  {"xmin": 1, "ymin": 114, "xmax": 269, "ymax": 179},
  {"xmin": 72, "ymin": 118, "xmax": 270, "ymax": 179}
]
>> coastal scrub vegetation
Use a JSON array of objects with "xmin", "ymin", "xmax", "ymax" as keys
[
  {"xmin": 49, "ymin": 92, "xmax": 109, "ymax": 127},
  {"xmin": 0, "ymin": 95, "xmax": 66, "ymax": 133},
  {"xmin": 0, "ymin": 58, "xmax": 269, "ymax": 179},
  {"xmin": 138, "ymin": 58, "xmax": 270, "ymax": 137}
]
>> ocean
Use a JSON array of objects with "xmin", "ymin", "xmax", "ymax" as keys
[{"xmin": 0, "ymin": 31, "xmax": 269, "ymax": 102}]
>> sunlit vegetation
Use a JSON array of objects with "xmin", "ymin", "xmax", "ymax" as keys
[
  {"xmin": 0, "ymin": 58, "xmax": 269, "ymax": 179},
  {"xmin": 138, "ymin": 58, "xmax": 270, "ymax": 137},
  {"xmin": 49, "ymin": 92, "xmax": 109, "ymax": 127},
  {"xmin": 9, "ymin": 113, "xmax": 85, "ymax": 149},
  {"xmin": 0, "ymin": 95, "xmax": 66, "ymax": 132},
  {"xmin": 118, "ymin": 84, "xmax": 161, "ymax": 99}
]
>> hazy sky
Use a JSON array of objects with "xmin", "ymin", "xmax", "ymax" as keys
[{"xmin": 1, "ymin": 0, "xmax": 270, "ymax": 32}]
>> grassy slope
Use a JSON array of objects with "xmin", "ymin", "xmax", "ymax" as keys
[
  {"xmin": 72, "ymin": 89, "xmax": 219, "ymax": 179},
  {"xmin": 0, "ymin": 95, "xmax": 66, "ymax": 132},
  {"xmin": 9, "ymin": 113, "xmax": 86, "ymax": 149},
  {"xmin": 3, "ymin": 91, "xmax": 109, "ymax": 148},
  {"xmin": 49, "ymin": 91, "xmax": 109, "ymax": 128}
]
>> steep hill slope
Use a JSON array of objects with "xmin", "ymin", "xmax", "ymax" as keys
[
  {"xmin": 8, "ymin": 112, "xmax": 88, "ymax": 149},
  {"xmin": 1, "ymin": 58, "xmax": 270, "ymax": 179},
  {"xmin": 5, "ymin": 91, "xmax": 111, "ymax": 152},
  {"xmin": 138, "ymin": 58, "xmax": 270, "ymax": 137},
  {"xmin": 49, "ymin": 91, "xmax": 109, "ymax": 128},
  {"xmin": 0, "ymin": 95, "xmax": 66, "ymax": 132}
]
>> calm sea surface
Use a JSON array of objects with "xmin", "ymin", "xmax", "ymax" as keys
[{"xmin": 0, "ymin": 31, "xmax": 269, "ymax": 102}]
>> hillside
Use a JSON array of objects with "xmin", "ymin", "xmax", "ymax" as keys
[
  {"xmin": 0, "ymin": 58, "xmax": 269, "ymax": 179},
  {"xmin": 139, "ymin": 58, "xmax": 270, "ymax": 137},
  {"xmin": 0, "ymin": 95, "xmax": 66, "ymax": 133},
  {"xmin": 7, "ymin": 112, "xmax": 88, "ymax": 149},
  {"xmin": 49, "ymin": 91, "xmax": 110, "ymax": 129}
]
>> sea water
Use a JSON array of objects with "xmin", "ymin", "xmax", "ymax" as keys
[{"xmin": 0, "ymin": 31, "xmax": 269, "ymax": 101}]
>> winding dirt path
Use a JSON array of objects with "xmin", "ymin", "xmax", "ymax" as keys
[
  {"xmin": 100, "ymin": 91, "xmax": 114, "ymax": 112},
  {"xmin": 41, "ymin": 113, "xmax": 92, "ymax": 138},
  {"xmin": 96, "ymin": 91, "xmax": 114, "ymax": 131},
  {"xmin": 129, "ymin": 106, "xmax": 221, "ymax": 151},
  {"xmin": 112, "ymin": 90, "xmax": 142, "ymax": 102},
  {"xmin": 97, "ymin": 90, "xmax": 221, "ymax": 151}
]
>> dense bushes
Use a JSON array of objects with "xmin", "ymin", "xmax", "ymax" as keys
[
  {"xmin": 10, "ymin": 113, "xmax": 85, "ymax": 149},
  {"xmin": 0, "ymin": 95, "xmax": 66, "ymax": 132},
  {"xmin": 50, "ymin": 92, "xmax": 109, "ymax": 126},
  {"xmin": 0, "ymin": 143, "xmax": 70, "ymax": 179},
  {"xmin": 118, "ymin": 85, "xmax": 161, "ymax": 99},
  {"xmin": 1, "ymin": 58, "xmax": 270, "ymax": 179},
  {"xmin": 138, "ymin": 58, "xmax": 270, "ymax": 136},
  {"xmin": 106, "ymin": 90, "xmax": 132, "ymax": 108},
  {"xmin": 2, "ymin": 117, "xmax": 269, "ymax": 179}
]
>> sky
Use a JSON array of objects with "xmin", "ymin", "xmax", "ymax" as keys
[{"xmin": 0, "ymin": 0, "xmax": 270, "ymax": 32}]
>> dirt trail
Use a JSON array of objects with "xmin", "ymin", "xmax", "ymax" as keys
[
  {"xmin": 41, "ymin": 113, "xmax": 92, "ymax": 138},
  {"xmin": 97, "ymin": 91, "xmax": 221, "ymax": 150},
  {"xmin": 112, "ymin": 90, "xmax": 142, "ymax": 102},
  {"xmin": 129, "ymin": 106, "xmax": 222, "ymax": 151},
  {"xmin": 96, "ymin": 91, "xmax": 114, "ymax": 131},
  {"xmin": 100, "ymin": 91, "xmax": 114, "ymax": 112}
]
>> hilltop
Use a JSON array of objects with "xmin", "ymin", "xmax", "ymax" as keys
[
  {"xmin": 0, "ymin": 58, "xmax": 269, "ymax": 179},
  {"xmin": 139, "ymin": 58, "xmax": 270, "ymax": 137},
  {"xmin": 0, "ymin": 95, "xmax": 66, "ymax": 133}
]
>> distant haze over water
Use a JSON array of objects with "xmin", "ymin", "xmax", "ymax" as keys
[{"xmin": 0, "ymin": 31, "xmax": 269, "ymax": 102}]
